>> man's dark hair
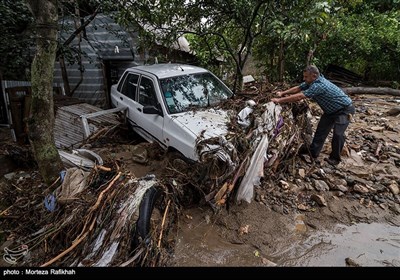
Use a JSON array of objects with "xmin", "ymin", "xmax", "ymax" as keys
[{"xmin": 304, "ymin": 65, "xmax": 320, "ymax": 76}]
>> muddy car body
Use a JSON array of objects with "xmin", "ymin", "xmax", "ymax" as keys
[{"xmin": 110, "ymin": 64, "xmax": 237, "ymax": 172}]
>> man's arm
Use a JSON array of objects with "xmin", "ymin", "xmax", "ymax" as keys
[
  {"xmin": 276, "ymin": 86, "xmax": 302, "ymax": 97},
  {"xmin": 271, "ymin": 92, "xmax": 306, "ymax": 104}
]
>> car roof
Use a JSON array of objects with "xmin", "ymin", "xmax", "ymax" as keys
[{"xmin": 125, "ymin": 63, "xmax": 208, "ymax": 79}]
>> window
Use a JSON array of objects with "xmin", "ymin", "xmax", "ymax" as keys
[
  {"xmin": 121, "ymin": 73, "xmax": 139, "ymax": 100},
  {"xmin": 159, "ymin": 72, "xmax": 232, "ymax": 114},
  {"xmin": 138, "ymin": 76, "xmax": 158, "ymax": 107}
]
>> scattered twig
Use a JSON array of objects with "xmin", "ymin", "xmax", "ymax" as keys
[
  {"xmin": 40, "ymin": 218, "xmax": 96, "ymax": 267},
  {"xmin": 120, "ymin": 248, "xmax": 145, "ymax": 267},
  {"xmin": 75, "ymin": 172, "xmax": 121, "ymax": 242},
  {"xmin": 157, "ymin": 199, "xmax": 171, "ymax": 248}
]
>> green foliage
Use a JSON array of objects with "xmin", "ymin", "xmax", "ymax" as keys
[
  {"xmin": 2, "ymin": 0, "xmax": 399, "ymax": 84},
  {"xmin": 0, "ymin": 0, "xmax": 34, "ymax": 79},
  {"xmin": 0, "ymin": 0, "xmax": 100, "ymax": 79},
  {"xmin": 251, "ymin": 0, "xmax": 400, "ymax": 82},
  {"xmin": 318, "ymin": 2, "xmax": 400, "ymax": 80}
]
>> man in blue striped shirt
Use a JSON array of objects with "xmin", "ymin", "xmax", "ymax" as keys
[{"xmin": 271, "ymin": 65, "xmax": 355, "ymax": 166}]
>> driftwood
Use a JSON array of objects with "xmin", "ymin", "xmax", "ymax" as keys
[{"xmin": 342, "ymin": 87, "xmax": 400, "ymax": 96}]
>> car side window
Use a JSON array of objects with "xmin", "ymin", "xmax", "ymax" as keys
[
  {"xmin": 120, "ymin": 73, "xmax": 139, "ymax": 100},
  {"xmin": 117, "ymin": 72, "xmax": 128, "ymax": 92},
  {"xmin": 138, "ymin": 76, "xmax": 158, "ymax": 107}
]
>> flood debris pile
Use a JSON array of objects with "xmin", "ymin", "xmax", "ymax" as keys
[
  {"xmin": 248, "ymin": 94, "xmax": 400, "ymax": 219},
  {"xmin": 172, "ymin": 89, "xmax": 400, "ymax": 223},
  {"xmin": 161, "ymin": 94, "xmax": 313, "ymax": 209},
  {"xmin": 0, "ymin": 166, "xmax": 177, "ymax": 267}
]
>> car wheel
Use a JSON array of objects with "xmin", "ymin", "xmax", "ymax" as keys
[
  {"xmin": 168, "ymin": 149, "xmax": 192, "ymax": 168},
  {"xmin": 132, "ymin": 186, "xmax": 163, "ymax": 249}
]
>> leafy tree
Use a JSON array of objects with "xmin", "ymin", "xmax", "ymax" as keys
[
  {"xmin": 319, "ymin": 1, "xmax": 400, "ymax": 81},
  {"xmin": 252, "ymin": 0, "xmax": 348, "ymax": 82},
  {"xmin": 98, "ymin": 0, "xmax": 275, "ymax": 93},
  {"xmin": 250, "ymin": 0, "xmax": 399, "ymax": 83},
  {"xmin": 0, "ymin": 0, "xmax": 34, "ymax": 80}
]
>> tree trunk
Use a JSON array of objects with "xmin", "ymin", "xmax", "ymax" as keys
[
  {"xmin": 235, "ymin": 67, "xmax": 244, "ymax": 94},
  {"xmin": 342, "ymin": 87, "xmax": 400, "ymax": 96},
  {"xmin": 26, "ymin": 0, "xmax": 63, "ymax": 185},
  {"xmin": 278, "ymin": 39, "xmax": 284, "ymax": 82}
]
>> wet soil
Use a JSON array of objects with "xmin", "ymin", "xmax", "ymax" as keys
[{"xmin": 167, "ymin": 199, "xmax": 399, "ymax": 267}]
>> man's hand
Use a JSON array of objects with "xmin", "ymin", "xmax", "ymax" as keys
[
  {"xmin": 271, "ymin": 98, "xmax": 280, "ymax": 104},
  {"xmin": 276, "ymin": 91, "xmax": 285, "ymax": 97}
]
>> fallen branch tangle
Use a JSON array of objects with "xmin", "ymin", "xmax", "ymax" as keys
[{"xmin": 40, "ymin": 172, "xmax": 122, "ymax": 267}]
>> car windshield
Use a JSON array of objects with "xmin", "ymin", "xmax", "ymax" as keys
[{"xmin": 160, "ymin": 72, "xmax": 232, "ymax": 114}]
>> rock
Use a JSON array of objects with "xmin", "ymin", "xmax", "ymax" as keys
[
  {"xmin": 345, "ymin": 177, "xmax": 355, "ymax": 187},
  {"xmin": 262, "ymin": 258, "xmax": 277, "ymax": 267},
  {"xmin": 305, "ymin": 183, "xmax": 314, "ymax": 191},
  {"xmin": 386, "ymin": 106, "xmax": 400, "ymax": 116},
  {"xmin": 345, "ymin": 257, "xmax": 361, "ymax": 267},
  {"xmin": 364, "ymin": 185, "xmax": 378, "ymax": 193},
  {"xmin": 332, "ymin": 178, "xmax": 347, "ymax": 186},
  {"xmin": 313, "ymin": 180, "xmax": 330, "ymax": 191},
  {"xmin": 370, "ymin": 183, "xmax": 386, "ymax": 193},
  {"xmin": 388, "ymin": 203, "xmax": 400, "ymax": 214},
  {"xmin": 272, "ymin": 204, "xmax": 282, "ymax": 213},
  {"xmin": 333, "ymin": 191, "xmax": 345, "ymax": 197},
  {"xmin": 238, "ymin": 225, "xmax": 249, "ymax": 235},
  {"xmin": 352, "ymin": 176, "xmax": 373, "ymax": 187},
  {"xmin": 388, "ymin": 183, "xmax": 399, "ymax": 195},
  {"xmin": 279, "ymin": 180, "xmax": 289, "ymax": 190},
  {"xmin": 330, "ymin": 184, "xmax": 348, "ymax": 192},
  {"xmin": 283, "ymin": 207, "xmax": 289, "ymax": 214},
  {"xmin": 297, "ymin": 204, "xmax": 309, "ymax": 211},
  {"xmin": 353, "ymin": 184, "xmax": 369, "ymax": 194},
  {"xmin": 311, "ymin": 194, "xmax": 327, "ymax": 207}
]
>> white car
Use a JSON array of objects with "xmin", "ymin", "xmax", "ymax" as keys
[{"xmin": 110, "ymin": 63, "xmax": 238, "ymax": 174}]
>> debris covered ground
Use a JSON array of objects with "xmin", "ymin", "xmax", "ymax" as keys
[{"xmin": 0, "ymin": 87, "xmax": 399, "ymax": 267}]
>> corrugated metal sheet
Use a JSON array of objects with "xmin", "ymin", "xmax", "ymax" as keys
[
  {"xmin": 54, "ymin": 103, "xmax": 121, "ymax": 149},
  {"xmin": 54, "ymin": 14, "xmax": 136, "ymax": 107}
]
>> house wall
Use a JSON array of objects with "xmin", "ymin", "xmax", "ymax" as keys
[
  {"xmin": 54, "ymin": 14, "xmax": 136, "ymax": 108},
  {"xmin": 54, "ymin": 14, "xmax": 196, "ymax": 108}
]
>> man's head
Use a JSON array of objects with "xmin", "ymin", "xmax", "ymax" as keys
[{"xmin": 303, "ymin": 65, "xmax": 320, "ymax": 84}]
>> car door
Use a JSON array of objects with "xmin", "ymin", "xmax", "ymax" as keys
[
  {"xmin": 112, "ymin": 71, "xmax": 139, "ymax": 122},
  {"xmin": 131, "ymin": 75, "xmax": 165, "ymax": 146}
]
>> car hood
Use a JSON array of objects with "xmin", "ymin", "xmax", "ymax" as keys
[{"xmin": 172, "ymin": 108, "xmax": 230, "ymax": 139}]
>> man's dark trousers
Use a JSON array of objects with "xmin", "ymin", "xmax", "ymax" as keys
[{"xmin": 309, "ymin": 105, "xmax": 355, "ymax": 161}]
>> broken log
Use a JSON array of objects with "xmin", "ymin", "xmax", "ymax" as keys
[{"xmin": 342, "ymin": 87, "xmax": 400, "ymax": 96}]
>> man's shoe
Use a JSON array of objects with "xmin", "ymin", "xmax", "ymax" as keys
[
  {"xmin": 298, "ymin": 145, "xmax": 310, "ymax": 155},
  {"xmin": 324, "ymin": 157, "xmax": 340, "ymax": 166}
]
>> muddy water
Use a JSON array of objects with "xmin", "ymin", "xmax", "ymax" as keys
[
  {"xmin": 169, "ymin": 210, "xmax": 400, "ymax": 267},
  {"xmin": 277, "ymin": 218, "xmax": 400, "ymax": 266}
]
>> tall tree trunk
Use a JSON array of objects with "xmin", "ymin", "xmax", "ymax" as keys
[
  {"xmin": 278, "ymin": 39, "xmax": 284, "ymax": 82},
  {"xmin": 234, "ymin": 64, "xmax": 244, "ymax": 94},
  {"xmin": 26, "ymin": 0, "xmax": 63, "ymax": 185}
]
